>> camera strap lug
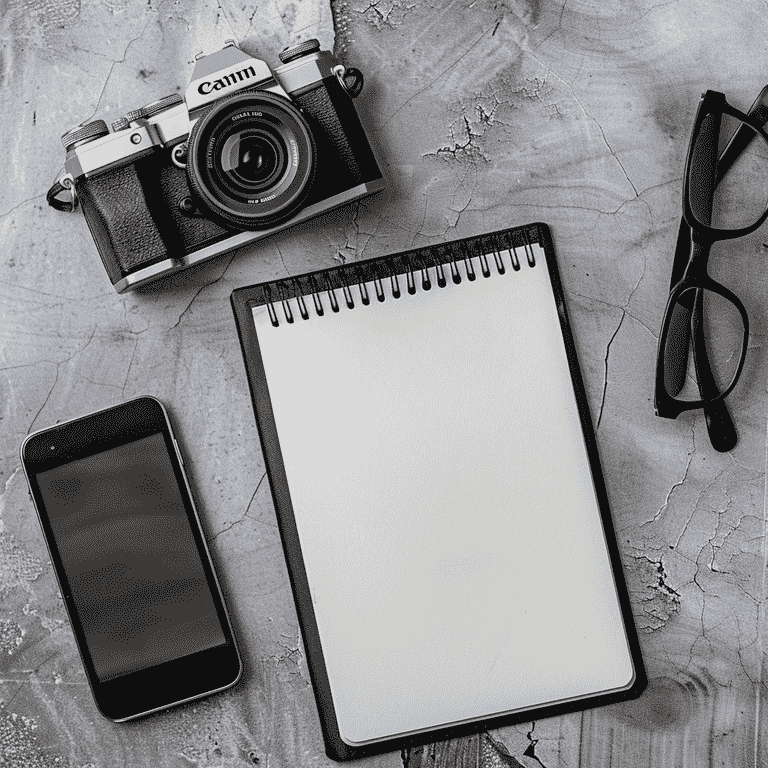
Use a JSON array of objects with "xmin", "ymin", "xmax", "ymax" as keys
[
  {"xmin": 46, "ymin": 173, "xmax": 77, "ymax": 212},
  {"xmin": 332, "ymin": 64, "xmax": 364, "ymax": 98}
]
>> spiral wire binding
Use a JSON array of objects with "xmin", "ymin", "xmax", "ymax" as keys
[
  {"xmin": 265, "ymin": 242, "xmax": 538, "ymax": 327},
  {"xmin": 281, "ymin": 282, "xmax": 294, "ymax": 324},
  {"xmin": 327, "ymin": 284, "xmax": 340, "ymax": 313},
  {"xmin": 343, "ymin": 283, "xmax": 355, "ymax": 309},
  {"xmin": 296, "ymin": 286, "xmax": 309, "ymax": 321}
]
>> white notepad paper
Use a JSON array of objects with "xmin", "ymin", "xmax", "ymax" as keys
[{"xmin": 249, "ymin": 243, "xmax": 636, "ymax": 746}]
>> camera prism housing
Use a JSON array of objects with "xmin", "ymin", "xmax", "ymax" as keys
[{"xmin": 56, "ymin": 40, "xmax": 384, "ymax": 293}]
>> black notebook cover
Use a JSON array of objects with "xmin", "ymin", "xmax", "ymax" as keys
[{"xmin": 231, "ymin": 223, "xmax": 645, "ymax": 761}]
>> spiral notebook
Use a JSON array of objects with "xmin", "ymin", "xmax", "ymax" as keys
[{"xmin": 231, "ymin": 223, "xmax": 645, "ymax": 761}]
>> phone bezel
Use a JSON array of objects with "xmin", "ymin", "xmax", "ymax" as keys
[{"xmin": 20, "ymin": 396, "xmax": 242, "ymax": 721}]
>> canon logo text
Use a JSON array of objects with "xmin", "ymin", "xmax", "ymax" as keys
[{"xmin": 198, "ymin": 66, "xmax": 257, "ymax": 95}]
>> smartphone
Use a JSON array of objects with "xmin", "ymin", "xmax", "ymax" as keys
[{"xmin": 20, "ymin": 396, "xmax": 242, "ymax": 721}]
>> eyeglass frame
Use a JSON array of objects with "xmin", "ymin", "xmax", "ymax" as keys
[
  {"xmin": 654, "ymin": 89, "xmax": 768, "ymax": 421},
  {"xmin": 658, "ymin": 85, "xmax": 768, "ymax": 451}
]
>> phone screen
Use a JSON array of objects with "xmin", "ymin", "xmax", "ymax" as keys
[{"xmin": 35, "ymin": 432, "xmax": 227, "ymax": 682}]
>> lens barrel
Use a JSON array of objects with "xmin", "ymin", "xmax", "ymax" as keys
[{"xmin": 186, "ymin": 91, "xmax": 315, "ymax": 229}]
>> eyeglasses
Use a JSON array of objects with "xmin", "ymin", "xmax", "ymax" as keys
[{"xmin": 654, "ymin": 88, "xmax": 768, "ymax": 451}]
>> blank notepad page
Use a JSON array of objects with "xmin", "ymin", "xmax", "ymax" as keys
[{"xmin": 250, "ymin": 243, "xmax": 635, "ymax": 746}]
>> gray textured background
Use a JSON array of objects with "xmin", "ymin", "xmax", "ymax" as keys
[{"xmin": 2, "ymin": 0, "xmax": 768, "ymax": 766}]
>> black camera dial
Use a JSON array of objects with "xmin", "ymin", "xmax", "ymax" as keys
[
  {"xmin": 61, "ymin": 120, "xmax": 109, "ymax": 151},
  {"xmin": 279, "ymin": 39, "xmax": 321, "ymax": 63},
  {"xmin": 143, "ymin": 94, "xmax": 183, "ymax": 118},
  {"xmin": 112, "ymin": 109, "xmax": 148, "ymax": 132}
]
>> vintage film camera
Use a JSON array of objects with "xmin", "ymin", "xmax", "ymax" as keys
[{"xmin": 48, "ymin": 40, "xmax": 384, "ymax": 293}]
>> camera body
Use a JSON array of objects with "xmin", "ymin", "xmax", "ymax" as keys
[{"xmin": 55, "ymin": 40, "xmax": 384, "ymax": 293}]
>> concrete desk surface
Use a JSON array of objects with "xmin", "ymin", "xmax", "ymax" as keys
[{"xmin": 2, "ymin": 0, "xmax": 768, "ymax": 765}]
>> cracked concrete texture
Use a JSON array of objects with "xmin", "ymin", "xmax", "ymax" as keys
[{"xmin": 2, "ymin": 0, "xmax": 768, "ymax": 765}]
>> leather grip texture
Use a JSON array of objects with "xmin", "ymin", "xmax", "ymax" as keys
[{"xmin": 77, "ymin": 157, "xmax": 172, "ymax": 284}]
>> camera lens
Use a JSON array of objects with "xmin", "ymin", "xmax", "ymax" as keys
[
  {"xmin": 221, "ymin": 131, "xmax": 283, "ymax": 188},
  {"xmin": 186, "ymin": 92, "xmax": 315, "ymax": 229}
]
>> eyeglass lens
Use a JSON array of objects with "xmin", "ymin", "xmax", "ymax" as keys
[
  {"xmin": 688, "ymin": 111, "xmax": 768, "ymax": 230},
  {"xmin": 662, "ymin": 286, "xmax": 745, "ymax": 401}
]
